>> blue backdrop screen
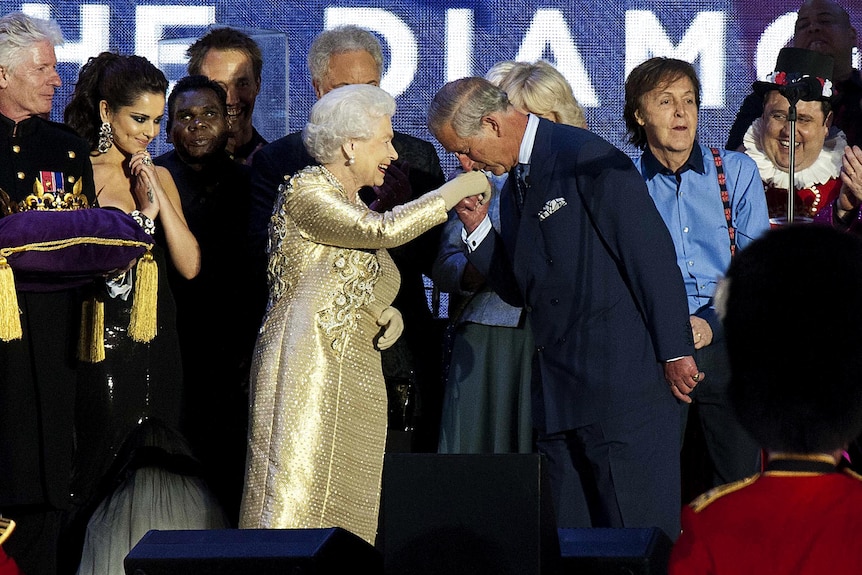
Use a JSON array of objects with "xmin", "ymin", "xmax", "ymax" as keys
[{"xmin": 4, "ymin": 0, "xmax": 860, "ymax": 171}]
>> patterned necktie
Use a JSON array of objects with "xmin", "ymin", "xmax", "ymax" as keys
[{"xmin": 514, "ymin": 163, "xmax": 529, "ymax": 210}]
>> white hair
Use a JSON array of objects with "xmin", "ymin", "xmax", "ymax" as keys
[
  {"xmin": 0, "ymin": 12, "xmax": 63, "ymax": 71},
  {"xmin": 302, "ymin": 84, "xmax": 395, "ymax": 163}
]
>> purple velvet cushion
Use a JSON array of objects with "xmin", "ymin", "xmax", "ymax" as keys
[{"xmin": 0, "ymin": 208, "xmax": 153, "ymax": 292}]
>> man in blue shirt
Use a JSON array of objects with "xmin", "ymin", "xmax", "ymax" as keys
[{"xmin": 625, "ymin": 57, "xmax": 771, "ymax": 496}]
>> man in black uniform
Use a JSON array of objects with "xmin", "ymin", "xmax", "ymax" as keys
[
  {"xmin": 155, "ymin": 75, "xmax": 257, "ymax": 526},
  {"xmin": 249, "ymin": 25, "xmax": 447, "ymax": 452},
  {"xmin": 0, "ymin": 12, "xmax": 96, "ymax": 575}
]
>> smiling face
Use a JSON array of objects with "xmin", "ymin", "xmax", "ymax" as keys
[
  {"xmin": 101, "ymin": 91, "xmax": 165, "ymax": 155},
  {"xmin": 198, "ymin": 48, "xmax": 260, "ymax": 142},
  {"xmin": 0, "ymin": 40, "xmax": 61, "ymax": 122},
  {"xmin": 793, "ymin": 0, "xmax": 857, "ymax": 78},
  {"xmin": 313, "ymin": 50, "xmax": 380, "ymax": 99},
  {"xmin": 760, "ymin": 90, "xmax": 831, "ymax": 171},
  {"xmin": 634, "ymin": 74, "xmax": 698, "ymax": 166},
  {"xmin": 170, "ymin": 87, "xmax": 229, "ymax": 166},
  {"xmin": 350, "ymin": 114, "xmax": 398, "ymax": 188}
]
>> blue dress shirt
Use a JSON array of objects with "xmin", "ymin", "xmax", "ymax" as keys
[{"xmin": 637, "ymin": 143, "xmax": 770, "ymax": 316}]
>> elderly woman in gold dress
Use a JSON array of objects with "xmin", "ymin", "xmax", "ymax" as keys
[{"xmin": 239, "ymin": 84, "xmax": 488, "ymax": 543}]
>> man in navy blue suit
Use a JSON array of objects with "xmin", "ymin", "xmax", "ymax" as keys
[{"xmin": 429, "ymin": 77, "xmax": 702, "ymax": 540}]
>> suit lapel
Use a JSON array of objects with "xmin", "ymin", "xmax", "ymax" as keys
[{"xmin": 512, "ymin": 120, "xmax": 556, "ymax": 275}]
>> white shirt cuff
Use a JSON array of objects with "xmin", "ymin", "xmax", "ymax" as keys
[{"xmin": 461, "ymin": 215, "xmax": 492, "ymax": 252}]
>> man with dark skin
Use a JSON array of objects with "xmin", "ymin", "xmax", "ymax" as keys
[
  {"xmin": 187, "ymin": 28, "xmax": 267, "ymax": 164},
  {"xmin": 155, "ymin": 76, "xmax": 257, "ymax": 526}
]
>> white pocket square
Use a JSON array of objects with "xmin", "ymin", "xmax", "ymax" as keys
[{"xmin": 538, "ymin": 198, "xmax": 567, "ymax": 221}]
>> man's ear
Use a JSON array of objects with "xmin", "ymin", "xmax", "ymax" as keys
[
  {"xmin": 482, "ymin": 115, "xmax": 502, "ymax": 137},
  {"xmin": 312, "ymin": 79, "xmax": 324, "ymax": 100},
  {"xmin": 634, "ymin": 108, "xmax": 646, "ymax": 126}
]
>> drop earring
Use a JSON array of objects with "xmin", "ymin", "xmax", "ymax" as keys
[
  {"xmin": 97, "ymin": 122, "xmax": 113, "ymax": 154},
  {"xmin": 347, "ymin": 155, "xmax": 355, "ymax": 166}
]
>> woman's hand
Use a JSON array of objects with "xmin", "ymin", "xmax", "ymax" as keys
[
  {"xmin": 129, "ymin": 151, "xmax": 161, "ymax": 218},
  {"xmin": 439, "ymin": 170, "xmax": 491, "ymax": 210},
  {"xmin": 375, "ymin": 306, "xmax": 404, "ymax": 350}
]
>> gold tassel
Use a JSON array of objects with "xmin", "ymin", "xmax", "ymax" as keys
[
  {"xmin": 0, "ymin": 256, "xmax": 21, "ymax": 341},
  {"xmin": 78, "ymin": 294, "xmax": 105, "ymax": 363},
  {"xmin": 128, "ymin": 250, "xmax": 158, "ymax": 342}
]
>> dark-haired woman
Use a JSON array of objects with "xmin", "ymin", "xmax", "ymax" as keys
[{"xmin": 64, "ymin": 52, "xmax": 224, "ymax": 575}]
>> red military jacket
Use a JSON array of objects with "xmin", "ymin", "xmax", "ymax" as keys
[{"xmin": 670, "ymin": 455, "xmax": 862, "ymax": 574}]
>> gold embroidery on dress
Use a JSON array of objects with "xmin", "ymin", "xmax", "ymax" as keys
[
  {"xmin": 266, "ymin": 183, "xmax": 291, "ymax": 311},
  {"xmin": 318, "ymin": 248, "xmax": 379, "ymax": 355}
]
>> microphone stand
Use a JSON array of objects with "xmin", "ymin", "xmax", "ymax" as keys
[{"xmin": 785, "ymin": 95, "xmax": 800, "ymax": 224}]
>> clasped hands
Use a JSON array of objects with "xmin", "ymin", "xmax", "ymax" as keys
[
  {"xmin": 663, "ymin": 315, "xmax": 712, "ymax": 403},
  {"xmin": 439, "ymin": 170, "xmax": 491, "ymax": 211}
]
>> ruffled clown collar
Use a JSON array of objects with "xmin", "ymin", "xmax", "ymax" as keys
[{"xmin": 743, "ymin": 118, "xmax": 846, "ymax": 190}]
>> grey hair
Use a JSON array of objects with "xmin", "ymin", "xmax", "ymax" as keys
[
  {"xmin": 302, "ymin": 84, "xmax": 395, "ymax": 164},
  {"xmin": 428, "ymin": 76, "xmax": 511, "ymax": 139},
  {"xmin": 307, "ymin": 25, "xmax": 383, "ymax": 85},
  {"xmin": 0, "ymin": 12, "xmax": 63, "ymax": 72}
]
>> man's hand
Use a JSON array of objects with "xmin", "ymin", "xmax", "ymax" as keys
[
  {"xmin": 664, "ymin": 356, "xmax": 704, "ymax": 404},
  {"xmin": 370, "ymin": 160, "xmax": 412, "ymax": 212},
  {"xmin": 454, "ymin": 194, "xmax": 489, "ymax": 234},
  {"xmin": 690, "ymin": 315, "xmax": 713, "ymax": 350}
]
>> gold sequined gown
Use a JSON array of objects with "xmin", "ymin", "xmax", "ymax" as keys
[{"xmin": 240, "ymin": 165, "xmax": 447, "ymax": 544}]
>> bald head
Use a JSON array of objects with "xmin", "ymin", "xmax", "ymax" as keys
[{"xmin": 794, "ymin": 0, "xmax": 857, "ymax": 80}]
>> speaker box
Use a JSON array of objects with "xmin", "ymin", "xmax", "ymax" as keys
[
  {"xmin": 379, "ymin": 453, "xmax": 560, "ymax": 575},
  {"xmin": 557, "ymin": 527, "xmax": 672, "ymax": 575},
  {"xmin": 123, "ymin": 527, "xmax": 383, "ymax": 574}
]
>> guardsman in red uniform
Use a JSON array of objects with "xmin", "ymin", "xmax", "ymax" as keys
[{"xmin": 670, "ymin": 225, "xmax": 862, "ymax": 574}]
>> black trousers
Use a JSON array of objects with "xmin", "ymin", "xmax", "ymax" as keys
[{"xmin": 681, "ymin": 339, "xmax": 761, "ymax": 496}]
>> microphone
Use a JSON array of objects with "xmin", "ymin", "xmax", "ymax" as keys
[{"xmin": 778, "ymin": 76, "xmax": 824, "ymax": 103}]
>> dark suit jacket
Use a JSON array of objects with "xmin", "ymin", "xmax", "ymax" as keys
[{"xmin": 468, "ymin": 119, "xmax": 694, "ymax": 434}]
